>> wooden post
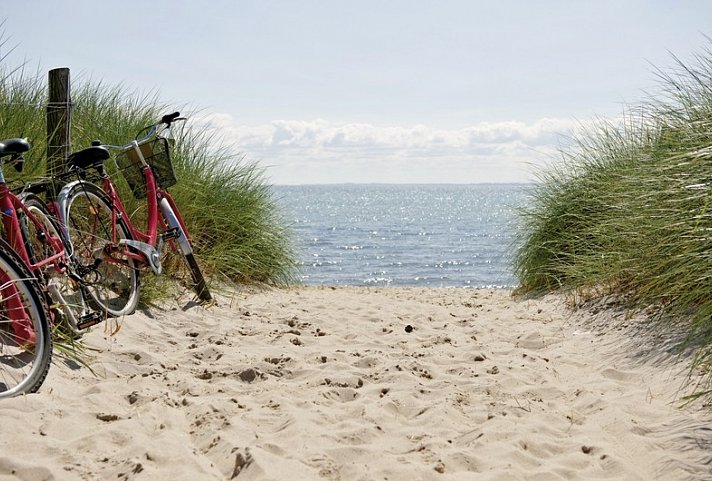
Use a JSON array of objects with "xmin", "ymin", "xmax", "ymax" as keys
[{"xmin": 46, "ymin": 67, "xmax": 71, "ymax": 198}]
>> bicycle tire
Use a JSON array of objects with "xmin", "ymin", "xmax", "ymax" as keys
[
  {"xmin": 63, "ymin": 182, "xmax": 140, "ymax": 317},
  {"xmin": 0, "ymin": 237, "xmax": 52, "ymax": 398},
  {"xmin": 20, "ymin": 193, "xmax": 87, "ymax": 336},
  {"xmin": 184, "ymin": 252, "xmax": 212, "ymax": 303}
]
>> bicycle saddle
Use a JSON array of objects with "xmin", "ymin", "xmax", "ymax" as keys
[
  {"xmin": 0, "ymin": 138, "xmax": 31, "ymax": 158},
  {"xmin": 67, "ymin": 145, "xmax": 110, "ymax": 170}
]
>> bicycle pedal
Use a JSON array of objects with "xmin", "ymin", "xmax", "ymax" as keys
[{"xmin": 77, "ymin": 311, "xmax": 105, "ymax": 330}]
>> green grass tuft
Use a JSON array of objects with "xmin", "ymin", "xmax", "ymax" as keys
[
  {"xmin": 514, "ymin": 43, "xmax": 712, "ymax": 401},
  {"xmin": 1, "ymin": 69, "xmax": 298, "ymax": 293},
  {"xmin": 1, "ymin": 40, "xmax": 298, "ymax": 362}
]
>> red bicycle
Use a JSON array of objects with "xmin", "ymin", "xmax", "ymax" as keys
[
  {"xmin": 0, "ymin": 137, "xmax": 75, "ymax": 397},
  {"xmin": 1, "ymin": 137, "xmax": 103, "ymax": 332},
  {"xmin": 56, "ymin": 113, "xmax": 212, "ymax": 317}
]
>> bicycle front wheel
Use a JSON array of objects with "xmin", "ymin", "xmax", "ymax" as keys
[
  {"xmin": 0, "ymin": 237, "xmax": 52, "ymax": 398},
  {"xmin": 159, "ymin": 198, "xmax": 213, "ymax": 303},
  {"xmin": 63, "ymin": 182, "xmax": 139, "ymax": 317},
  {"xmin": 184, "ymin": 252, "xmax": 212, "ymax": 303}
]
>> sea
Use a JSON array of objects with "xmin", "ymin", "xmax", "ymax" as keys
[{"xmin": 272, "ymin": 184, "xmax": 531, "ymax": 288}]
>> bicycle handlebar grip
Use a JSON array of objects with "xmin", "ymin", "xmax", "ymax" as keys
[{"xmin": 161, "ymin": 112, "xmax": 181, "ymax": 124}]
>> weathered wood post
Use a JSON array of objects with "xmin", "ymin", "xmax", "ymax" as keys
[{"xmin": 46, "ymin": 67, "xmax": 71, "ymax": 199}]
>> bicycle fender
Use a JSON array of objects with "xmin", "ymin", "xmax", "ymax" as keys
[
  {"xmin": 159, "ymin": 198, "xmax": 193, "ymax": 256},
  {"xmin": 56, "ymin": 179, "xmax": 86, "ymax": 254}
]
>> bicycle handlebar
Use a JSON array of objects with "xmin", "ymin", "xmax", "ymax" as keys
[
  {"xmin": 161, "ymin": 112, "xmax": 181, "ymax": 125},
  {"xmin": 97, "ymin": 112, "xmax": 184, "ymax": 150}
]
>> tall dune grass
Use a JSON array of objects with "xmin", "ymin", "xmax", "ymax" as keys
[
  {"xmin": 1, "ymin": 63, "xmax": 297, "ymax": 298},
  {"xmin": 514, "ymin": 46, "xmax": 712, "ymax": 400},
  {"xmin": 71, "ymin": 82, "xmax": 298, "ymax": 289}
]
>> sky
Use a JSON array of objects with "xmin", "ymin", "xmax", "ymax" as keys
[{"xmin": 1, "ymin": 1, "xmax": 712, "ymax": 184}]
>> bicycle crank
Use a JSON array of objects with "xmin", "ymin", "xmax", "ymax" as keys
[{"xmin": 116, "ymin": 239, "xmax": 162, "ymax": 275}]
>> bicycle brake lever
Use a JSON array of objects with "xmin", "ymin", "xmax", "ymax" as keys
[{"xmin": 12, "ymin": 155, "xmax": 24, "ymax": 173}]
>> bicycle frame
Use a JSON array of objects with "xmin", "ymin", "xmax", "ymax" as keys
[
  {"xmin": 57, "ymin": 150, "xmax": 194, "ymax": 275},
  {"xmin": 55, "ymin": 112, "xmax": 211, "ymax": 308},
  {"xmin": 0, "ymin": 183, "xmax": 65, "ymax": 273},
  {"xmin": 0, "ymin": 165, "xmax": 64, "ymax": 342}
]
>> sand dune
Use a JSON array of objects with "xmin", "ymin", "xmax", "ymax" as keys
[{"xmin": 0, "ymin": 287, "xmax": 710, "ymax": 480}]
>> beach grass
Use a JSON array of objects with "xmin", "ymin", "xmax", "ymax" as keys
[
  {"xmin": 69, "ymin": 82, "xmax": 299, "ymax": 291},
  {"xmin": 1, "ymin": 72, "xmax": 297, "ymax": 291},
  {"xmin": 1, "ymin": 54, "xmax": 297, "ymax": 362},
  {"xmin": 514, "ymin": 45, "xmax": 712, "ymax": 399}
]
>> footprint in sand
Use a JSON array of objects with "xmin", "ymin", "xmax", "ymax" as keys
[{"xmin": 322, "ymin": 387, "xmax": 359, "ymax": 402}]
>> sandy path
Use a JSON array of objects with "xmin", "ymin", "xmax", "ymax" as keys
[{"xmin": 0, "ymin": 287, "xmax": 709, "ymax": 480}]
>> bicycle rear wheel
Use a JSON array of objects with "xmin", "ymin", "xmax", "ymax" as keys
[
  {"xmin": 0, "ymin": 237, "xmax": 52, "ymax": 398},
  {"xmin": 63, "ymin": 182, "xmax": 139, "ymax": 317},
  {"xmin": 20, "ymin": 193, "xmax": 88, "ymax": 336}
]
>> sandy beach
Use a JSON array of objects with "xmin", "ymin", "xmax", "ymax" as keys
[{"xmin": 1, "ymin": 286, "xmax": 710, "ymax": 480}]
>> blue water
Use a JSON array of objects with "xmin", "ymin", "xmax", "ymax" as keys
[{"xmin": 272, "ymin": 184, "xmax": 530, "ymax": 288}]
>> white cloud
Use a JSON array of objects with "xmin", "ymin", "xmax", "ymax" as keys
[{"xmin": 191, "ymin": 114, "xmax": 581, "ymax": 184}]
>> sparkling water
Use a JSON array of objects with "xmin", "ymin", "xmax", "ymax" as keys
[{"xmin": 272, "ymin": 184, "xmax": 530, "ymax": 287}]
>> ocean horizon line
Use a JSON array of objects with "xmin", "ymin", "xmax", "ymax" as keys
[{"xmin": 271, "ymin": 181, "xmax": 535, "ymax": 187}]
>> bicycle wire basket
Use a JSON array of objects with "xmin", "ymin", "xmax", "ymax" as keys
[{"xmin": 114, "ymin": 137, "xmax": 177, "ymax": 199}]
